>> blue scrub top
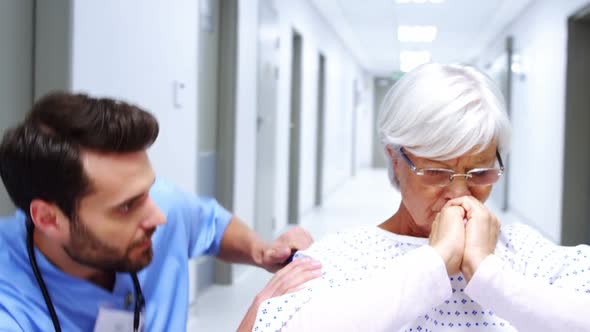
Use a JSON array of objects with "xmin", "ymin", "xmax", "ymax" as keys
[{"xmin": 0, "ymin": 178, "xmax": 232, "ymax": 331}]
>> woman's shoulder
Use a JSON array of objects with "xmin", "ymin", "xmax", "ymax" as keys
[
  {"xmin": 499, "ymin": 222, "xmax": 559, "ymax": 250},
  {"xmin": 296, "ymin": 225, "xmax": 426, "ymax": 277},
  {"xmin": 300, "ymin": 226, "xmax": 394, "ymax": 256},
  {"xmin": 498, "ymin": 222, "xmax": 590, "ymax": 286}
]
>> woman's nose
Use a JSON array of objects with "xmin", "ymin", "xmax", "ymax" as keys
[{"xmin": 444, "ymin": 175, "xmax": 471, "ymax": 199}]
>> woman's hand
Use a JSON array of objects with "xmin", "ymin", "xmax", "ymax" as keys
[
  {"xmin": 237, "ymin": 258, "xmax": 322, "ymax": 332},
  {"xmin": 429, "ymin": 205, "xmax": 466, "ymax": 276},
  {"xmin": 446, "ymin": 196, "xmax": 500, "ymax": 282}
]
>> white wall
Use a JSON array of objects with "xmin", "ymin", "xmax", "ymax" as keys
[
  {"xmin": 355, "ymin": 77, "xmax": 375, "ymax": 170},
  {"xmin": 70, "ymin": 0, "xmax": 199, "ymax": 194},
  {"xmin": 268, "ymin": 0, "xmax": 372, "ymax": 231},
  {"xmin": 3, "ymin": 0, "xmax": 201, "ymax": 237},
  {"xmin": 43, "ymin": 0, "xmax": 372, "ymax": 283},
  {"xmin": 372, "ymin": 78, "xmax": 395, "ymax": 168},
  {"xmin": 476, "ymin": 0, "xmax": 590, "ymax": 243},
  {"xmin": 33, "ymin": 0, "xmax": 202, "ymax": 303}
]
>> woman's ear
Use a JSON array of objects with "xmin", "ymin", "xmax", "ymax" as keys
[
  {"xmin": 386, "ymin": 147, "xmax": 399, "ymax": 169},
  {"xmin": 385, "ymin": 147, "xmax": 401, "ymax": 188}
]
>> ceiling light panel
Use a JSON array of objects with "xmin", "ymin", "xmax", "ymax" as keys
[
  {"xmin": 396, "ymin": 0, "xmax": 445, "ymax": 3},
  {"xmin": 397, "ymin": 25, "xmax": 438, "ymax": 43},
  {"xmin": 400, "ymin": 50, "xmax": 432, "ymax": 72}
]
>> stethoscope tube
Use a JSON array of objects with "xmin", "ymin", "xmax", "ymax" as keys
[
  {"xmin": 27, "ymin": 221, "xmax": 61, "ymax": 332},
  {"xmin": 26, "ymin": 221, "xmax": 144, "ymax": 332},
  {"xmin": 130, "ymin": 273, "xmax": 144, "ymax": 331}
]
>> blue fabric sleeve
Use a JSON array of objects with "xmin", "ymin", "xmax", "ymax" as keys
[
  {"xmin": 186, "ymin": 196, "xmax": 233, "ymax": 257},
  {"xmin": 150, "ymin": 178, "xmax": 233, "ymax": 258}
]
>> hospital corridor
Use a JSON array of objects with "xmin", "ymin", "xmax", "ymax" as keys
[{"xmin": 1, "ymin": 0, "xmax": 590, "ymax": 331}]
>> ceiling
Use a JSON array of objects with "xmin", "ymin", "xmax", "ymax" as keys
[{"xmin": 309, "ymin": 0, "xmax": 535, "ymax": 76}]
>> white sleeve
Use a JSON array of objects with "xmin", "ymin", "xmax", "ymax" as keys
[
  {"xmin": 464, "ymin": 254, "xmax": 590, "ymax": 332},
  {"xmin": 283, "ymin": 245, "xmax": 452, "ymax": 332}
]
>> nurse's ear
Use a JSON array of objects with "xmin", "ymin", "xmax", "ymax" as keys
[{"xmin": 29, "ymin": 199, "xmax": 70, "ymax": 242}]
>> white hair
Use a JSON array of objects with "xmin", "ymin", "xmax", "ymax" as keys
[{"xmin": 379, "ymin": 63, "xmax": 511, "ymax": 187}]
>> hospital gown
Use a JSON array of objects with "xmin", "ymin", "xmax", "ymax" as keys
[{"xmin": 253, "ymin": 223, "xmax": 590, "ymax": 331}]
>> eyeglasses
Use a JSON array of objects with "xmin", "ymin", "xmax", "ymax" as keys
[{"xmin": 397, "ymin": 147, "xmax": 504, "ymax": 187}]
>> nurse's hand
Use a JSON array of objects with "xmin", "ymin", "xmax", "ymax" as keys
[
  {"xmin": 429, "ymin": 205, "xmax": 466, "ymax": 276},
  {"xmin": 260, "ymin": 226, "xmax": 314, "ymax": 272},
  {"xmin": 236, "ymin": 258, "xmax": 322, "ymax": 332},
  {"xmin": 446, "ymin": 196, "xmax": 500, "ymax": 282}
]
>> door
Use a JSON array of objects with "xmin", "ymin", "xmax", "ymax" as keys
[
  {"xmin": 255, "ymin": 0, "xmax": 280, "ymax": 241},
  {"xmin": 0, "ymin": 0, "xmax": 34, "ymax": 216},
  {"xmin": 315, "ymin": 53, "xmax": 326, "ymax": 206},
  {"xmin": 562, "ymin": 9, "xmax": 590, "ymax": 245},
  {"xmin": 351, "ymin": 79, "xmax": 358, "ymax": 177},
  {"xmin": 486, "ymin": 37, "xmax": 513, "ymax": 212},
  {"xmin": 287, "ymin": 31, "xmax": 303, "ymax": 224}
]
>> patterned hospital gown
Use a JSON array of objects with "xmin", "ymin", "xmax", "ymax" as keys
[{"xmin": 253, "ymin": 223, "xmax": 590, "ymax": 331}]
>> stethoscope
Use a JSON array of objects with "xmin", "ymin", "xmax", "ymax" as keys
[{"xmin": 26, "ymin": 221, "xmax": 144, "ymax": 332}]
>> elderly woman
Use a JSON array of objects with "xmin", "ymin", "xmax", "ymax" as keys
[{"xmin": 252, "ymin": 64, "xmax": 590, "ymax": 331}]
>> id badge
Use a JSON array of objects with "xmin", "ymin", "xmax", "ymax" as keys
[{"xmin": 93, "ymin": 306, "xmax": 144, "ymax": 332}]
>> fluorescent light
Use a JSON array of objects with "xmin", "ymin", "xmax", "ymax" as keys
[
  {"xmin": 400, "ymin": 50, "xmax": 431, "ymax": 72},
  {"xmin": 398, "ymin": 25, "xmax": 437, "ymax": 43},
  {"xmin": 396, "ymin": 0, "xmax": 445, "ymax": 3}
]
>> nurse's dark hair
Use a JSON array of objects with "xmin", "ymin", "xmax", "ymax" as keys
[{"xmin": 0, "ymin": 92, "xmax": 159, "ymax": 221}]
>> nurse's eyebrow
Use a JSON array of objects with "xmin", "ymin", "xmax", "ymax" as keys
[
  {"xmin": 118, "ymin": 194, "xmax": 145, "ymax": 208},
  {"xmin": 114, "ymin": 178, "xmax": 156, "ymax": 209}
]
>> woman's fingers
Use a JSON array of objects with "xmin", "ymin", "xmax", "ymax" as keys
[
  {"xmin": 429, "ymin": 205, "xmax": 466, "ymax": 276},
  {"xmin": 439, "ymin": 196, "xmax": 502, "ymax": 281},
  {"xmin": 273, "ymin": 265, "xmax": 322, "ymax": 297},
  {"xmin": 259, "ymin": 258, "xmax": 322, "ymax": 300},
  {"xmin": 445, "ymin": 196, "xmax": 501, "ymax": 281},
  {"xmin": 238, "ymin": 259, "xmax": 321, "ymax": 332},
  {"xmin": 447, "ymin": 196, "xmax": 500, "ymax": 229},
  {"xmin": 444, "ymin": 196, "xmax": 481, "ymax": 219}
]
